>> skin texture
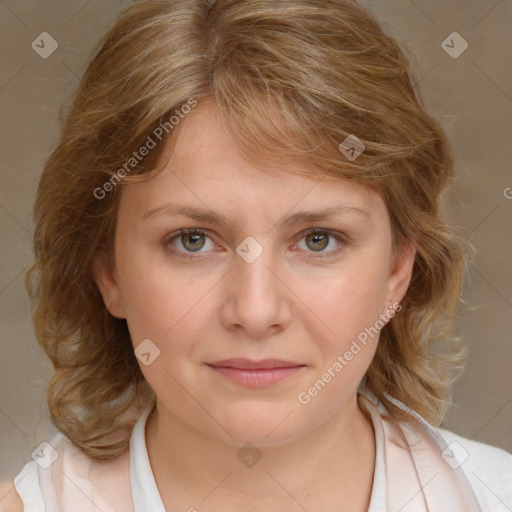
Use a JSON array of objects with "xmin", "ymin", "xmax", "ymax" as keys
[
  {"xmin": 0, "ymin": 481, "xmax": 23, "ymax": 512},
  {"xmin": 94, "ymin": 103, "xmax": 416, "ymax": 511}
]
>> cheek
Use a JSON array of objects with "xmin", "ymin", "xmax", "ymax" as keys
[
  {"xmin": 296, "ymin": 256, "xmax": 390, "ymax": 345},
  {"xmin": 117, "ymin": 268, "xmax": 214, "ymax": 399},
  {"xmin": 115, "ymin": 246, "xmax": 219, "ymax": 351},
  {"xmin": 120, "ymin": 276, "xmax": 205, "ymax": 346},
  {"xmin": 293, "ymin": 264, "xmax": 388, "ymax": 410}
]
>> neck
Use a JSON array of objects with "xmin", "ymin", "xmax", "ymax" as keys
[{"xmin": 145, "ymin": 393, "xmax": 376, "ymax": 512}]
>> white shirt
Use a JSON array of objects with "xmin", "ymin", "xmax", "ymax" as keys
[{"xmin": 13, "ymin": 389, "xmax": 512, "ymax": 511}]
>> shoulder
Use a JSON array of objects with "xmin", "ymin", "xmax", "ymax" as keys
[
  {"xmin": 8, "ymin": 430, "xmax": 133, "ymax": 512},
  {"xmin": 4, "ymin": 432, "xmax": 93, "ymax": 512},
  {"xmin": 0, "ymin": 480, "xmax": 23, "ymax": 512},
  {"xmin": 365, "ymin": 389, "xmax": 512, "ymax": 508},
  {"xmin": 437, "ymin": 427, "xmax": 512, "ymax": 466},
  {"xmin": 435, "ymin": 427, "xmax": 512, "ymax": 506},
  {"xmin": 5, "ymin": 457, "xmax": 45, "ymax": 512}
]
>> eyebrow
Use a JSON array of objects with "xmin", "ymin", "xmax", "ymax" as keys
[{"xmin": 142, "ymin": 202, "xmax": 370, "ymax": 227}]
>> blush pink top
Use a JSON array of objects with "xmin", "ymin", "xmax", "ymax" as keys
[{"xmin": 13, "ymin": 388, "xmax": 512, "ymax": 511}]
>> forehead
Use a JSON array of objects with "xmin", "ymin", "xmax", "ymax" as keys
[{"xmin": 119, "ymin": 105, "xmax": 387, "ymax": 225}]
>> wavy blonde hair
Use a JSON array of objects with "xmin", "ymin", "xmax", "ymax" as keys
[{"xmin": 26, "ymin": 0, "xmax": 471, "ymax": 460}]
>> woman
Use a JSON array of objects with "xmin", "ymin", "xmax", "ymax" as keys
[{"xmin": 3, "ymin": 0, "xmax": 511, "ymax": 510}]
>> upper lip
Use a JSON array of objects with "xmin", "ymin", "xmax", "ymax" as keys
[{"xmin": 207, "ymin": 358, "xmax": 304, "ymax": 370}]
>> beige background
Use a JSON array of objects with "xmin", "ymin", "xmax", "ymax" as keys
[{"xmin": 0, "ymin": 0, "xmax": 511, "ymax": 482}]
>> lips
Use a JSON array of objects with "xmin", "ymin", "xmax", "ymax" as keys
[
  {"xmin": 206, "ymin": 358, "xmax": 304, "ymax": 370},
  {"xmin": 206, "ymin": 358, "xmax": 307, "ymax": 388}
]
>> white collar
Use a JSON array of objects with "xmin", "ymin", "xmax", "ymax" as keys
[
  {"xmin": 129, "ymin": 394, "xmax": 389, "ymax": 511},
  {"xmin": 130, "ymin": 404, "xmax": 167, "ymax": 512},
  {"xmin": 128, "ymin": 389, "xmax": 482, "ymax": 511},
  {"xmin": 359, "ymin": 387, "xmax": 483, "ymax": 511}
]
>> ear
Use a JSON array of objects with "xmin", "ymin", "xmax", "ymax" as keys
[
  {"xmin": 385, "ymin": 238, "xmax": 416, "ymax": 306},
  {"xmin": 92, "ymin": 252, "xmax": 126, "ymax": 319}
]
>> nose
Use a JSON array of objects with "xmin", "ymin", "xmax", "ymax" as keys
[{"xmin": 221, "ymin": 240, "xmax": 293, "ymax": 339}]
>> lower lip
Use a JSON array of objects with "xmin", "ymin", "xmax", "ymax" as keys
[{"xmin": 207, "ymin": 365, "xmax": 306, "ymax": 388}]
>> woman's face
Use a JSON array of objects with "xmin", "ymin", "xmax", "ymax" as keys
[{"xmin": 95, "ymin": 104, "xmax": 415, "ymax": 446}]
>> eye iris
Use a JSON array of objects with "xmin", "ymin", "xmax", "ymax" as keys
[
  {"xmin": 306, "ymin": 232, "xmax": 329, "ymax": 251},
  {"xmin": 182, "ymin": 233, "xmax": 205, "ymax": 252}
]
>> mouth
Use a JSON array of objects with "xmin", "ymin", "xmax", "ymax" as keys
[{"xmin": 205, "ymin": 358, "xmax": 307, "ymax": 388}]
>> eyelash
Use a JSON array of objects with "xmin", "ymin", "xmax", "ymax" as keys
[{"xmin": 164, "ymin": 228, "xmax": 347, "ymax": 261}]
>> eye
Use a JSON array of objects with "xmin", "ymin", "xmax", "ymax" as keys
[
  {"xmin": 165, "ymin": 228, "xmax": 217, "ymax": 258},
  {"xmin": 164, "ymin": 227, "xmax": 346, "ymax": 261},
  {"xmin": 294, "ymin": 229, "xmax": 345, "ymax": 258}
]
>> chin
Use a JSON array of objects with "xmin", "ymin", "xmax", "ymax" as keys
[{"xmin": 209, "ymin": 403, "xmax": 307, "ymax": 447}]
